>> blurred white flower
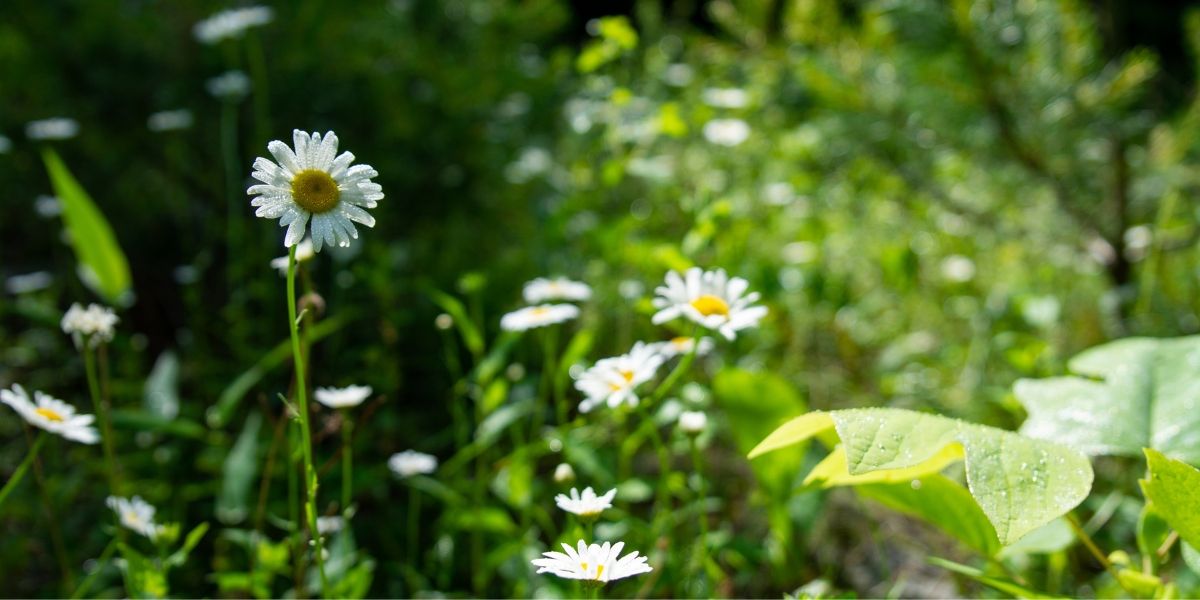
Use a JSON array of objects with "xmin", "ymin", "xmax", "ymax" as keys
[
  {"xmin": 5, "ymin": 272, "xmax": 53, "ymax": 295},
  {"xmin": 532, "ymin": 540, "xmax": 653, "ymax": 583},
  {"xmin": 554, "ymin": 486, "xmax": 616, "ymax": 518},
  {"xmin": 678, "ymin": 410, "xmax": 707, "ymax": 434},
  {"xmin": 1022, "ymin": 295, "xmax": 1061, "ymax": 329},
  {"xmin": 702, "ymin": 118, "xmax": 750, "ymax": 146},
  {"xmin": 193, "ymin": 6, "xmax": 274, "ymax": 44},
  {"xmin": 147, "ymin": 109, "xmax": 194, "ymax": 132},
  {"xmin": 317, "ymin": 515, "xmax": 344, "ymax": 535},
  {"xmin": 434, "ymin": 313, "xmax": 454, "ymax": 330},
  {"xmin": 248, "ymin": 130, "xmax": 383, "ymax": 252},
  {"xmin": 662, "ymin": 63, "xmax": 694, "ymax": 87},
  {"xmin": 206, "ymin": 70, "xmax": 251, "ymax": 100},
  {"xmin": 702, "ymin": 87, "xmax": 749, "ymax": 109},
  {"xmin": 940, "ymin": 255, "xmax": 976, "ymax": 283},
  {"xmin": 553, "ymin": 463, "xmax": 576, "ymax": 484},
  {"xmin": 763, "ymin": 182, "xmax": 795, "ymax": 206},
  {"xmin": 34, "ymin": 195, "xmax": 62, "ymax": 218},
  {"xmin": 270, "ymin": 238, "xmax": 315, "ymax": 273},
  {"xmin": 618, "ymin": 279, "xmax": 644, "ymax": 300},
  {"xmin": 1, "ymin": 385, "xmax": 98, "ymax": 445},
  {"xmin": 653, "ymin": 336, "xmax": 713, "ymax": 359},
  {"xmin": 782, "ymin": 241, "xmax": 818, "ymax": 264},
  {"xmin": 61, "ymin": 302, "xmax": 119, "ymax": 348},
  {"xmin": 106, "ymin": 496, "xmax": 163, "ymax": 539},
  {"xmin": 389, "ymin": 450, "xmax": 437, "ymax": 477},
  {"xmin": 652, "ymin": 268, "xmax": 767, "ymax": 340},
  {"xmin": 26, "ymin": 118, "xmax": 79, "ymax": 141},
  {"xmin": 314, "ymin": 385, "xmax": 372, "ymax": 409},
  {"xmin": 523, "ymin": 277, "xmax": 591, "ymax": 304},
  {"xmin": 500, "ymin": 304, "xmax": 579, "ymax": 332},
  {"xmin": 504, "ymin": 147, "xmax": 552, "ymax": 183},
  {"xmin": 0, "ymin": 134, "xmax": 11, "ymax": 153},
  {"xmin": 574, "ymin": 342, "xmax": 663, "ymax": 413}
]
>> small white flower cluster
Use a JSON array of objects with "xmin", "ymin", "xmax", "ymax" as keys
[
  {"xmin": 1, "ymin": 385, "xmax": 98, "ymax": 444},
  {"xmin": 314, "ymin": 384, "xmax": 372, "ymax": 409},
  {"xmin": 388, "ymin": 450, "xmax": 437, "ymax": 477},
  {"xmin": 499, "ymin": 276, "xmax": 591, "ymax": 332},
  {"xmin": 107, "ymin": 496, "xmax": 164, "ymax": 539},
  {"xmin": 193, "ymin": 6, "xmax": 274, "ymax": 44},
  {"xmin": 61, "ymin": 302, "xmax": 119, "ymax": 348}
]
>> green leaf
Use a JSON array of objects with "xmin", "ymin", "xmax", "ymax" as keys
[
  {"xmin": 217, "ymin": 411, "xmax": 262, "ymax": 524},
  {"xmin": 1014, "ymin": 336, "xmax": 1200, "ymax": 464},
  {"xmin": 475, "ymin": 398, "xmax": 533, "ymax": 446},
  {"xmin": 166, "ymin": 522, "xmax": 209, "ymax": 568},
  {"xmin": 999, "ymin": 519, "xmax": 1075, "ymax": 558},
  {"xmin": 143, "ymin": 351, "xmax": 180, "ymax": 421},
  {"xmin": 859, "ymin": 475, "xmax": 1000, "ymax": 556},
  {"xmin": 110, "ymin": 410, "xmax": 206, "ymax": 439},
  {"xmin": 712, "ymin": 368, "xmax": 807, "ymax": 494},
  {"xmin": 41, "ymin": 148, "xmax": 132, "ymax": 304},
  {"xmin": 1140, "ymin": 448, "xmax": 1200, "ymax": 549},
  {"xmin": 443, "ymin": 506, "xmax": 516, "ymax": 534},
  {"xmin": 750, "ymin": 408, "xmax": 1094, "ymax": 545},
  {"xmin": 1183, "ymin": 542, "xmax": 1200, "ymax": 576}
]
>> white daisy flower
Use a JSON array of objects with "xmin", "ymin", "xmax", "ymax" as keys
[
  {"xmin": 314, "ymin": 385, "xmax": 372, "ymax": 409},
  {"xmin": 193, "ymin": 6, "xmax": 274, "ymax": 44},
  {"xmin": 206, "ymin": 70, "xmax": 251, "ymax": 100},
  {"xmin": 554, "ymin": 486, "xmax": 616, "ymax": 518},
  {"xmin": 653, "ymin": 336, "xmax": 714, "ymax": 359},
  {"xmin": 147, "ymin": 109, "xmax": 194, "ymax": 132},
  {"xmin": 106, "ymin": 496, "xmax": 164, "ymax": 539},
  {"xmin": 553, "ymin": 463, "xmax": 576, "ymax": 483},
  {"xmin": 678, "ymin": 410, "xmax": 707, "ymax": 434},
  {"xmin": 574, "ymin": 342, "xmax": 663, "ymax": 413},
  {"xmin": 270, "ymin": 238, "xmax": 315, "ymax": 273},
  {"xmin": 1, "ymin": 385, "xmax": 98, "ymax": 445},
  {"xmin": 60, "ymin": 303, "xmax": 119, "ymax": 348},
  {"xmin": 248, "ymin": 129, "xmax": 383, "ymax": 252},
  {"xmin": 651, "ymin": 268, "xmax": 767, "ymax": 340},
  {"xmin": 26, "ymin": 118, "xmax": 80, "ymax": 141},
  {"xmin": 532, "ymin": 540, "xmax": 653, "ymax": 583},
  {"xmin": 702, "ymin": 118, "xmax": 750, "ymax": 146},
  {"xmin": 522, "ymin": 277, "xmax": 592, "ymax": 304},
  {"xmin": 702, "ymin": 87, "xmax": 749, "ymax": 109},
  {"xmin": 499, "ymin": 304, "xmax": 580, "ymax": 332},
  {"xmin": 388, "ymin": 450, "xmax": 437, "ymax": 477}
]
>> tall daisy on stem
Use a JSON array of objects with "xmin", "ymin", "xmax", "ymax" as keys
[{"xmin": 249, "ymin": 129, "xmax": 383, "ymax": 596}]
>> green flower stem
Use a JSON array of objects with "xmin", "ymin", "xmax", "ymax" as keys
[
  {"xmin": 28, "ymin": 431, "xmax": 74, "ymax": 592},
  {"xmin": 689, "ymin": 436, "xmax": 709, "ymax": 578},
  {"xmin": 83, "ymin": 346, "xmax": 122, "ymax": 496},
  {"xmin": 0, "ymin": 432, "xmax": 46, "ymax": 510},
  {"xmin": 1066, "ymin": 513, "xmax": 1136, "ymax": 597},
  {"xmin": 341, "ymin": 411, "xmax": 353, "ymax": 514},
  {"xmin": 287, "ymin": 421, "xmax": 304, "ymax": 593},
  {"xmin": 407, "ymin": 484, "xmax": 422, "ymax": 566},
  {"xmin": 647, "ymin": 326, "xmax": 703, "ymax": 406},
  {"xmin": 287, "ymin": 246, "xmax": 328, "ymax": 595}
]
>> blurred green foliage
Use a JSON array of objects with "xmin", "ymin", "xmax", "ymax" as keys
[{"xmin": 4, "ymin": 0, "xmax": 1200, "ymax": 597}]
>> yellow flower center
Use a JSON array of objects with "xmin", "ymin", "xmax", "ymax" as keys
[
  {"xmin": 690, "ymin": 294, "xmax": 730, "ymax": 317},
  {"xmin": 670, "ymin": 336, "xmax": 690, "ymax": 348},
  {"xmin": 608, "ymin": 370, "xmax": 635, "ymax": 392},
  {"xmin": 531, "ymin": 306, "xmax": 549, "ymax": 316},
  {"xmin": 595, "ymin": 564, "xmax": 605, "ymax": 580},
  {"xmin": 291, "ymin": 169, "xmax": 340, "ymax": 214},
  {"xmin": 620, "ymin": 370, "xmax": 635, "ymax": 382},
  {"xmin": 35, "ymin": 407, "xmax": 64, "ymax": 422},
  {"xmin": 124, "ymin": 511, "xmax": 141, "ymax": 525}
]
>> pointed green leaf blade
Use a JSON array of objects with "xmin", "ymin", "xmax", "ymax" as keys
[
  {"xmin": 41, "ymin": 148, "xmax": 132, "ymax": 305},
  {"xmin": 1140, "ymin": 448, "xmax": 1200, "ymax": 549}
]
